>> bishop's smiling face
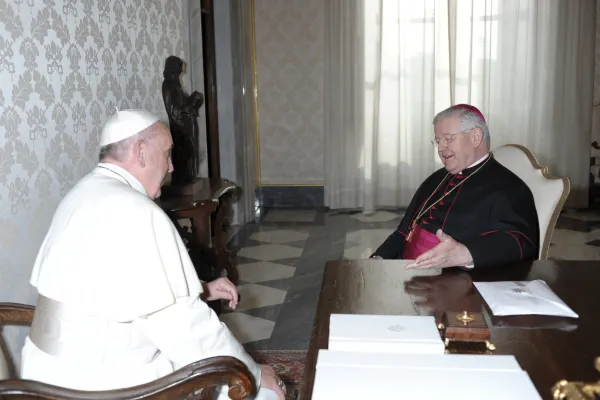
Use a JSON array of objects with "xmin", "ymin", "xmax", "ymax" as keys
[{"xmin": 434, "ymin": 115, "xmax": 480, "ymax": 174}]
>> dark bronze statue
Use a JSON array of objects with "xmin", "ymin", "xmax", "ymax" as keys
[{"xmin": 162, "ymin": 55, "xmax": 204, "ymax": 185}]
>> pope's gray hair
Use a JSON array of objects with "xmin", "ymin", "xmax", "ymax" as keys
[
  {"xmin": 98, "ymin": 125, "xmax": 160, "ymax": 162},
  {"xmin": 433, "ymin": 107, "xmax": 490, "ymax": 149}
]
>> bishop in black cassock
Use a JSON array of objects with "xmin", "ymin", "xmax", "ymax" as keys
[{"xmin": 372, "ymin": 104, "xmax": 539, "ymax": 269}]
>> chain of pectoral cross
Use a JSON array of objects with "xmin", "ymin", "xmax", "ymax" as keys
[{"xmin": 406, "ymin": 156, "xmax": 492, "ymax": 242}]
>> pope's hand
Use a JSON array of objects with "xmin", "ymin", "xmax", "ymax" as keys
[
  {"xmin": 259, "ymin": 364, "xmax": 286, "ymax": 400},
  {"xmin": 404, "ymin": 229, "xmax": 473, "ymax": 269},
  {"xmin": 203, "ymin": 277, "xmax": 239, "ymax": 309}
]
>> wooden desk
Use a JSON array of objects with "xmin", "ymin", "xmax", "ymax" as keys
[
  {"xmin": 300, "ymin": 260, "xmax": 600, "ymax": 399},
  {"xmin": 156, "ymin": 178, "xmax": 239, "ymax": 284}
]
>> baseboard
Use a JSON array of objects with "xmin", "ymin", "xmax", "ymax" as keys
[{"xmin": 257, "ymin": 186, "xmax": 324, "ymax": 208}]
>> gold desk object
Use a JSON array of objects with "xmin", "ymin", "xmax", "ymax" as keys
[
  {"xmin": 456, "ymin": 310, "xmax": 475, "ymax": 324},
  {"xmin": 439, "ymin": 311, "xmax": 496, "ymax": 353},
  {"xmin": 552, "ymin": 357, "xmax": 600, "ymax": 399}
]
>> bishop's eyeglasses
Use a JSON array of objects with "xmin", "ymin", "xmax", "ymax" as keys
[{"xmin": 431, "ymin": 129, "xmax": 473, "ymax": 147}]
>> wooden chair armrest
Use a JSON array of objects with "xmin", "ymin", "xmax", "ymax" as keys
[
  {"xmin": 0, "ymin": 356, "xmax": 256, "ymax": 400},
  {"xmin": 0, "ymin": 303, "xmax": 35, "ymax": 326}
]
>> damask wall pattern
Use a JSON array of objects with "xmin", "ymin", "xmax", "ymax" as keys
[
  {"xmin": 254, "ymin": 0, "xmax": 325, "ymax": 185},
  {"xmin": 0, "ymin": 0, "xmax": 190, "ymax": 362}
]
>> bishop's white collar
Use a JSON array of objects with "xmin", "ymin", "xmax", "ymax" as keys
[
  {"xmin": 459, "ymin": 153, "xmax": 490, "ymax": 175},
  {"xmin": 95, "ymin": 163, "xmax": 148, "ymax": 196}
]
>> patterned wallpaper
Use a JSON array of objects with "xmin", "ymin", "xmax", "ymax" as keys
[
  {"xmin": 254, "ymin": 0, "xmax": 325, "ymax": 185},
  {"xmin": 0, "ymin": 0, "xmax": 190, "ymax": 361}
]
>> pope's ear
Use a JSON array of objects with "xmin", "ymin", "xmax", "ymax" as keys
[{"xmin": 133, "ymin": 139, "xmax": 147, "ymax": 167}]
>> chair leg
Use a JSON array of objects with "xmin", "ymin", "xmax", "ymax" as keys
[{"xmin": 0, "ymin": 329, "xmax": 16, "ymax": 378}]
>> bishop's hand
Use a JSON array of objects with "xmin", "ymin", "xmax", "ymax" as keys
[{"xmin": 404, "ymin": 229, "xmax": 473, "ymax": 269}]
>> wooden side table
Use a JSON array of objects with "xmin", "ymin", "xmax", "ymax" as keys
[{"xmin": 156, "ymin": 178, "xmax": 239, "ymax": 286}]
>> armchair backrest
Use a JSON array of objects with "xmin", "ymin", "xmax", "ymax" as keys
[{"xmin": 492, "ymin": 144, "xmax": 570, "ymax": 260}]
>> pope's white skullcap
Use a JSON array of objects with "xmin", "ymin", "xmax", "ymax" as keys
[{"xmin": 99, "ymin": 108, "xmax": 160, "ymax": 146}]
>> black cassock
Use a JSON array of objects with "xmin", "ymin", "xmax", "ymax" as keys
[{"xmin": 372, "ymin": 155, "xmax": 540, "ymax": 268}]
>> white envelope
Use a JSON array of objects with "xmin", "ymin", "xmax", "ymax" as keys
[{"xmin": 473, "ymin": 280, "xmax": 578, "ymax": 318}]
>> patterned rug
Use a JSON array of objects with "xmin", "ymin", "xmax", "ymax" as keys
[{"xmin": 250, "ymin": 350, "xmax": 307, "ymax": 400}]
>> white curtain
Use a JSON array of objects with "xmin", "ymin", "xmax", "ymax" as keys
[{"xmin": 324, "ymin": 0, "xmax": 596, "ymax": 211}]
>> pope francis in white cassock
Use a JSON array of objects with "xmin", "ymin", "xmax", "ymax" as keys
[{"xmin": 20, "ymin": 109, "xmax": 285, "ymax": 400}]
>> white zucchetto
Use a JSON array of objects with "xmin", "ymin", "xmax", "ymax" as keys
[{"xmin": 99, "ymin": 109, "xmax": 160, "ymax": 146}]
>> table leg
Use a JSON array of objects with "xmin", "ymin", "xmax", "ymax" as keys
[
  {"xmin": 190, "ymin": 209, "xmax": 213, "ymax": 248},
  {"xmin": 187, "ymin": 203, "xmax": 223, "ymax": 315},
  {"xmin": 213, "ymin": 194, "xmax": 238, "ymax": 285},
  {"xmin": 176, "ymin": 203, "xmax": 221, "ymax": 281}
]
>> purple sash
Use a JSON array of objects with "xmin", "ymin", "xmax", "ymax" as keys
[{"xmin": 402, "ymin": 225, "xmax": 439, "ymax": 259}]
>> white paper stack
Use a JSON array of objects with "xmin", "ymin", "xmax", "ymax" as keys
[
  {"xmin": 312, "ymin": 350, "xmax": 542, "ymax": 400},
  {"xmin": 316, "ymin": 350, "xmax": 523, "ymax": 371},
  {"xmin": 473, "ymin": 280, "xmax": 578, "ymax": 318},
  {"xmin": 313, "ymin": 314, "xmax": 542, "ymax": 399},
  {"xmin": 328, "ymin": 314, "xmax": 446, "ymax": 354}
]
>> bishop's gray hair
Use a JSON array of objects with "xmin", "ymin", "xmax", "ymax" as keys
[
  {"xmin": 432, "ymin": 107, "xmax": 490, "ymax": 149},
  {"xmin": 98, "ymin": 125, "xmax": 160, "ymax": 162}
]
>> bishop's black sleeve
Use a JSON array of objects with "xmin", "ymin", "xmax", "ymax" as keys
[
  {"xmin": 461, "ymin": 188, "xmax": 539, "ymax": 268},
  {"xmin": 371, "ymin": 186, "xmax": 424, "ymax": 259}
]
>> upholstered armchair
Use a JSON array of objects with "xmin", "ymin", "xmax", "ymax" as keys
[
  {"xmin": 492, "ymin": 144, "xmax": 570, "ymax": 259},
  {"xmin": 0, "ymin": 303, "xmax": 255, "ymax": 400}
]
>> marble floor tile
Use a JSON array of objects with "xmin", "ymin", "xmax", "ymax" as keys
[
  {"xmin": 249, "ymin": 229, "xmax": 310, "ymax": 243},
  {"xmin": 227, "ymin": 225, "xmax": 242, "ymax": 241},
  {"xmin": 237, "ymin": 244, "xmax": 304, "ymax": 261},
  {"xmin": 233, "ymin": 283, "xmax": 287, "ymax": 311},
  {"xmin": 284, "ymin": 239, "xmax": 311, "ymax": 248},
  {"xmin": 220, "ymin": 313, "xmax": 276, "ymax": 344},
  {"xmin": 267, "ymin": 222, "xmax": 347, "ymax": 350},
  {"xmin": 345, "ymin": 228, "xmax": 396, "ymax": 246},
  {"xmin": 554, "ymin": 216, "xmax": 600, "ymax": 233},
  {"xmin": 562, "ymin": 210, "xmax": 600, "ymax": 221},
  {"xmin": 548, "ymin": 228, "xmax": 600, "ymax": 260},
  {"xmin": 343, "ymin": 245, "xmax": 378, "ymax": 259},
  {"xmin": 240, "ymin": 304, "xmax": 282, "ymax": 322},
  {"xmin": 257, "ymin": 277, "xmax": 295, "ymax": 291},
  {"xmin": 237, "ymin": 261, "xmax": 296, "ymax": 283},
  {"xmin": 262, "ymin": 257, "xmax": 303, "ymax": 268},
  {"xmin": 343, "ymin": 228, "xmax": 395, "ymax": 258},
  {"xmin": 263, "ymin": 209, "xmax": 317, "ymax": 222},
  {"xmin": 267, "ymin": 281, "xmax": 322, "ymax": 350},
  {"xmin": 242, "ymin": 338, "xmax": 271, "ymax": 352},
  {"xmin": 350, "ymin": 210, "xmax": 403, "ymax": 223},
  {"xmin": 177, "ymin": 219, "xmax": 191, "ymax": 228},
  {"xmin": 550, "ymin": 228, "xmax": 600, "ymax": 247},
  {"xmin": 548, "ymin": 244, "xmax": 600, "ymax": 260}
]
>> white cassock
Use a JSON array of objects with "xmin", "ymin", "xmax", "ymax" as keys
[{"xmin": 21, "ymin": 163, "xmax": 276, "ymax": 399}]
